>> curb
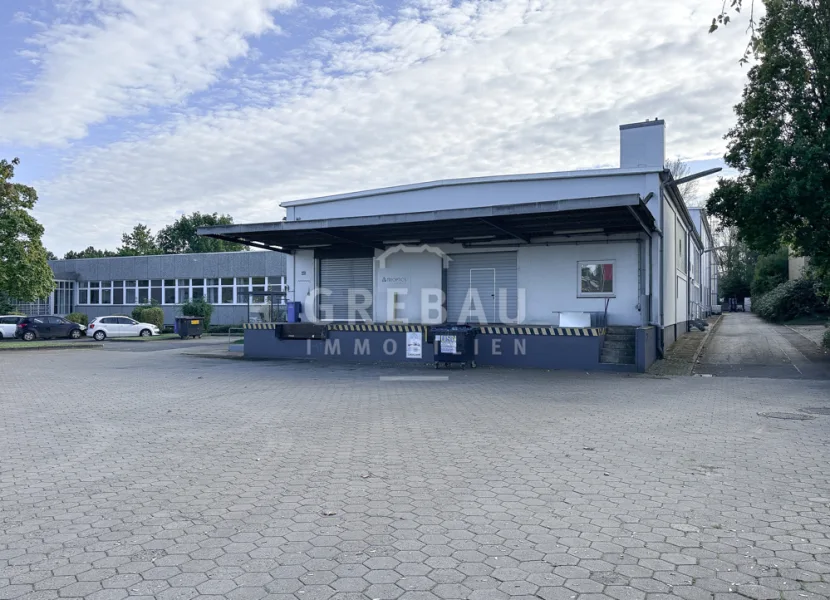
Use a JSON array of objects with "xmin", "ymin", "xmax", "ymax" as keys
[
  {"xmin": 690, "ymin": 314, "xmax": 724, "ymax": 373},
  {"xmin": 182, "ymin": 352, "xmax": 247, "ymax": 360},
  {"xmin": 0, "ymin": 344, "xmax": 104, "ymax": 352},
  {"xmin": 785, "ymin": 324, "xmax": 829, "ymax": 354}
]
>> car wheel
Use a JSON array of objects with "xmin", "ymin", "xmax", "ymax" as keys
[
  {"xmin": 69, "ymin": 329, "xmax": 82, "ymax": 339},
  {"xmin": 139, "ymin": 329, "xmax": 151, "ymax": 337},
  {"xmin": 23, "ymin": 331, "xmax": 36, "ymax": 342},
  {"xmin": 93, "ymin": 331, "xmax": 106, "ymax": 341}
]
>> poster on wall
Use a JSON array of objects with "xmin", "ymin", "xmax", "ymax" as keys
[{"xmin": 406, "ymin": 332, "xmax": 422, "ymax": 359}]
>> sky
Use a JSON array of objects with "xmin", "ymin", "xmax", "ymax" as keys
[{"xmin": 0, "ymin": 0, "xmax": 753, "ymax": 256}]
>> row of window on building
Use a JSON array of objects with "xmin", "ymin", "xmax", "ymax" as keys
[{"xmin": 78, "ymin": 277, "xmax": 285, "ymax": 306}]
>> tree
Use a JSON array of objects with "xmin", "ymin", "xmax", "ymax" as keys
[
  {"xmin": 119, "ymin": 223, "xmax": 160, "ymax": 256},
  {"xmin": 0, "ymin": 158, "xmax": 54, "ymax": 307},
  {"xmin": 157, "ymin": 212, "xmax": 248, "ymax": 254},
  {"xmin": 46, "ymin": 250, "xmax": 58, "ymax": 261},
  {"xmin": 707, "ymin": 0, "xmax": 830, "ymax": 284},
  {"xmin": 715, "ymin": 226, "xmax": 757, "ymax": 301},
  {"xmin": 63, "ymin": 247, "xmax": 119, "ymax": 259},
  {"xmin": 665, "ymin": 158, "xmax": 701, "ymax": 206},
  {"xmin": 710, "ymin": 0, "xmax": 761, "ymax": 63}
]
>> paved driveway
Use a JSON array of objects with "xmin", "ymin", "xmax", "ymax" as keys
[
  {"xmin": 2, "ymin": 349, "xmax": 830, "ymax": 600},
  {"xmin": 696, "ymin": 312, "xmax": 830, "ymax": 379}
]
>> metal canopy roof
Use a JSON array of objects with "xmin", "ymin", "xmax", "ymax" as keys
[{"xmin": 198, "ymin": 194, "xmax": 655, "ymax": 253}]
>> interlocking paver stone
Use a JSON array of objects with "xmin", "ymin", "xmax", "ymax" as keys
[{"xmin": 2, "ymin": 351, "xmax": 830, "ymax": 600}]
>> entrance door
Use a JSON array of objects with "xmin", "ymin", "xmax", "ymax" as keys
[{"xmin": 447, "ymin": 252, "xmax": 518, "ymax": 325}]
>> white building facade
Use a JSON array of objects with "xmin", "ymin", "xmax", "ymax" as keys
[{"xmin": 202, "ymin": 120, "xmax": 710, "ymax": 371}]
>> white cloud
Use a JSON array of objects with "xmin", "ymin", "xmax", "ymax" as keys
[
  {"xmin": 0, "ymin": 0, "xmax": 295, "ymax": 145},
  {"xmin": 10, "ymin": 0, "xmax": 754, "ymax": 254}
]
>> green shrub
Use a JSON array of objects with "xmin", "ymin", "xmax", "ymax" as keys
[
  {"xmin": 180, "ymin": 297, "xmax": 214, "ymax": 328},
  {"xmin": 65, "ymin": 312, "xmax": 88, "ymax": 326},
  {"xmin": 751, "ymin": 249, "xmax": 789, "ymax": 297},
  {"xmin": 131, "ymin": 305, "xmax": 164, "ymax": 329},
  {"xmin": 754, "ymin": 279, "xmax": 823, "ymax": 322}
]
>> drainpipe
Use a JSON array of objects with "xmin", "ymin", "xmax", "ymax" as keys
[{"xmin": 658, "ymin": 192, "xmax": 665, "ymax": 358}]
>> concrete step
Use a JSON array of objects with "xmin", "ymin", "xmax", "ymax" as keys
[
  {"xmin": 601, "ymin": 349, "xmax": 636, "ymax": 365},
  {"xmin": 603, "ymin": 339, "xmax": 635, "ymax": 350},
  {"xmin": 606, "ymin": 326, "xmax": 637, "ymax": 335},
  {"xmin": 605, "ymin": 333, "xmax": 636, "ymax": 342}
]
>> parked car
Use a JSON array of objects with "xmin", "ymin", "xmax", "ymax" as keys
[
  {"xmin": 15, "ymin": 316, "xmax": 86, "ymax": 341},
  {"xmin": 0, "ymin": 315, "xmax": 25, "ymax": 339},
  {"xmin": 87, "ymin": 316, "xmax": 160, "ymax": 340}
]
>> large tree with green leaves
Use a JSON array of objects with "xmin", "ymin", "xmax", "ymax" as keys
[
  {"xmin": 119, "ymin": 223, "xmax": 161, "ymax": 256},
  {"xmin": 0, "ymin": 158, "xmax": 54, "ymax": 307},
  {"xmin": 707, "ymin": 0, "xmax": 830, "ymax": 282},
  {"xmin": 63, "ymin": 247, "xmax": 119, "ymax": 259},
  {"xmin": 157, "ymin": 212, "xmax": 248, "ymax": 254}
]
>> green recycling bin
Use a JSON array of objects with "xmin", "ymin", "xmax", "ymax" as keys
[{"xmin": 176, "ymin": 316, "xmax": 204, "ymax": 339}]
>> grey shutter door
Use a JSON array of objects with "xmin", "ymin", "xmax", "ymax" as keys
[
  {"xmin": 447, "ymin": 252, "xmax": 518, "ymax": 324},
  {"xmin": 319, "ymin": 257, "xmax": 374, "ymax": 321}
]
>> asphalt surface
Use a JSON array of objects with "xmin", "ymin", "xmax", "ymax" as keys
[{"xmin": 695, "ymin": 312, "xmax": 830, "ymax": 380}]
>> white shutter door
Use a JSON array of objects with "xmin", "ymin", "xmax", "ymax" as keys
[
  {"xmin": 447, "ymin": 252, "xmax": 518, "ymax": 324},
  {"xmin": 319, "ymin": 257, "xmax": 373, "ymax": 321}
]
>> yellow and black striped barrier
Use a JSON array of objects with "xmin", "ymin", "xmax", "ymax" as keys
[
  {"xmin": 243, "ymin": 323, "xmax": 279, "ymax": 330},
  {"xmin": 479, "ymin": 326, "xmax": 605, "ymax": 337},
  {"xmin": 243, "ymin": 322, "xmax": 603, "ymax": 337},
  {"xmin": 328, "ymin": 324, "xmax": 427, "ymax": 333}
]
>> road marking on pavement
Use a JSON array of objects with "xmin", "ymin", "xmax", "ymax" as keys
[{"xmin": 379, "ymin": 376, "xmax": 450, "ymax": 381}]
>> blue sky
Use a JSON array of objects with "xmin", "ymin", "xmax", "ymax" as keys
[{"xmin": 0, "ymin": 0, "xmax": 750, "ymax": 256}]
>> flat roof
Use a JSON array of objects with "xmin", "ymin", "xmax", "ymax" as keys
[
  {"xmin": 199, "ymin": 194, "xmax": 655, "ymax": 253},
  {"xmin": 279, "ymin": 166, "xmax": 662, "ymax": 209}
]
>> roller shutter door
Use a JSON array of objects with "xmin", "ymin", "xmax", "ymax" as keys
[
  {"xmin": 447, "ymin": 252, "xmax": 518, "ymax": 324},
  {"xmin": 319, "ymin": 257, "xmax": 373, "ymax": 321}
]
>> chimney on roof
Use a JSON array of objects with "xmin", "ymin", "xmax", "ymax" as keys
[{"xmin": 619, "ymin": 119, "xmax": 665, "ymax": 169}]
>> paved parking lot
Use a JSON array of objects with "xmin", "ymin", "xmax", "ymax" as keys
[{"xmin": 2, "ymin": 348, "xmax": 830, "ymax": 600}]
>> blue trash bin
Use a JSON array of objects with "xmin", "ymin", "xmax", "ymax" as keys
[{"xmin": 286, "ymin": 301, "xmax": 303, "ymax": 323}]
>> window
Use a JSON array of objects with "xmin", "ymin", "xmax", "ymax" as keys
[
  {"xmin": 677, "ymin": 219, "xmax": 686, "ymax": 273},
  {"xmin": 90, "ymin": 282, "xmax": 100, "ymax": 304},
  {"xmin": 138, "ymin": 280, "xmax": 150, "ymax": 304},
  {"xmin": 222, "ymin": 287, "xmax": 234, "ymax": 304},
  {"xmin": 164, "ymin": 287, "xmax": 176, "ymax": 304},
  {"xmin": 113, "ymin": 281, "xmax": 124, "ymax": 305},
  {"xmin": 117, "ymin": 317, "xmax": 137, "ymax": 325},
  {"xmin": 578, "ymin": 261, "xmax": 615, "ymax": 297}
]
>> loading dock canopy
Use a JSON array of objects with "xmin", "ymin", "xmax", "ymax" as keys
[{"xmin": 198, "ymin": 194, "xmax": 655, "ymax": 253}]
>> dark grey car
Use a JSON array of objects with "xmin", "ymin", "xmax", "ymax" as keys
[{"xmin": 16, "ymin": 316, "xmax": 84, "ymax": 341}]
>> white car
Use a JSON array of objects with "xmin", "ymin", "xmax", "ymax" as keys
[
  {"xmin": 87, "ymin": 316, "xmax": 160, "ymax": 340},
  {"xmin": 0, "ymin": 315, "xmax": 25, "ymax": 339}
]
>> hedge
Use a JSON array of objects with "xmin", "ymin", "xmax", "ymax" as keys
[
  {"xmin": 180, "ymin": 298, "xmax": 214, "ymax": 328},
  {"xmin": 131, "ymin": 305, "xmax": 164, "ymax": 330},
  {"xmin": 65, "ymin": 312, "xmax": 88, "ymax": 326},
  {"xmin": 753, "ymin": 279, "xmax": 823, "ymax": 322}
]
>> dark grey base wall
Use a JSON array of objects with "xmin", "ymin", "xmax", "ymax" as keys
[
  {"xmin": 244, "ymin": 330, "xmax": 638, "ymax": 372},
  {"xmin": 636, "ymin": 326, "xmax": 657, "ymax": 372},
  {"xmin": 74, "ymin": 305, "xmax": 253, "ymax": 326}
]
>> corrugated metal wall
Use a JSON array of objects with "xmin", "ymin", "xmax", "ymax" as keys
[{"xmin": 447, "ymin": 252, "xmax": 518, "ymax": 324}]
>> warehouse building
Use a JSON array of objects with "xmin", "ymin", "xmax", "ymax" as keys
[
  {"xmin": 200, "ymin": 119, "xmax": 712, "ymax": 372},
  {"xmin": 16, "ymin": 251, "xmax": 286, "ymax": 326}
]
